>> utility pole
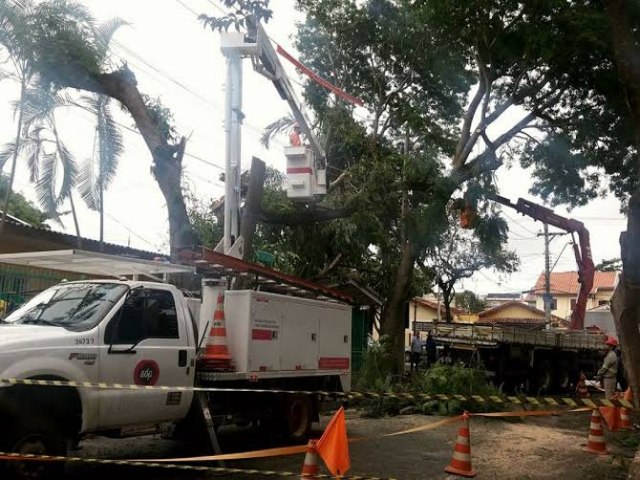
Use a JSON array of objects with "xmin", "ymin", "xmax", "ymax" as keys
[
  {"xmin": 543, "ymin": 223, "xmax": 552, "ymax": 328},
  {"xmin": 537, "ymin": 226, "xmax": 567, "ymax": 329}
]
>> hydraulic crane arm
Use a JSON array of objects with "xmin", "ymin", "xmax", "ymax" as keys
[
  {"xmin": 246, "ymin": 20, "xmax": 326, "ymax": 170},
  {"xmin": 492, "ymin": 195, "xmax": 595, "ymax": 330}
]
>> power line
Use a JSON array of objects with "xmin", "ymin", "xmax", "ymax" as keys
[
  {"xmin": 175, "ymin": 0, "xmax": 203, "ymax": 17},
  {"xmin": 503, "ymin": 211, "xmax": 540, "ymax": 236},
  {"xmin": 105, "ymin": 212, "xmax": 165, "ymax": 251},
  {"xmin": 73, "ymin": 102, "xmax": 227, "ymax": 173}
]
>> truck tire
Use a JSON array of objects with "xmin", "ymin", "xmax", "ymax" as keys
[
  {"xmin": 535, "ymin": 361, "xmax": 555, "ymax": 393},
  {"xmin": 283, "ymin": 394, "xmax": 313, "ymax": 443},
  {"xmin": 1, "ymin": 418, "xmax": 66, "ymax": 480}
]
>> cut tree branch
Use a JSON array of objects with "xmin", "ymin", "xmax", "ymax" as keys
[{"xmin": 259, "ymin": 205, "xmax": 356, "ymax": 225}]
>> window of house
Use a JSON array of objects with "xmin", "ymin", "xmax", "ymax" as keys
[
  {"xmin": 106, "ymin": 288, "xmax": 179, "ymax": 344},
  {"xmin": 598, "ymin": 300, "xmax": 609, "ymax": 306},
  {"xmin": 570, "ymin": 299, "xmax": 577, "ymax": 311},
  {"xmin": 550, "ymin": 298, "xmax": 557, "ymax": 310}
]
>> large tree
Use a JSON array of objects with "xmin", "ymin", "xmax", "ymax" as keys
[
  {"xmin": 285, "ymin": 0, "xmax": 616, "ymax": 370},
  {"xmin": 514, "ymin": 0, "xmax": 640, "ymax": 406},
  {"xmin": 0, "ymin": 174, "xmax": 48, "ymax": 227},
  {"xmin": 0, "ymin": 0, "xmax": 197, "ymax": 254},
  {"xmin": 426, "ymin": 210, "xmax": 518, "ymax": 322}
]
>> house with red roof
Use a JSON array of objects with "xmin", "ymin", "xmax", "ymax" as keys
[
  {"xmin": 476, "ymin": 300, "xmax": 566, "ymax": 329},
  {"xmin": 528, "ymin": 271, "xmax": 619, "ymax": 320}
]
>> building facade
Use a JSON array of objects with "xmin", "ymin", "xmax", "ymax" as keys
[{"xmin": 529, "ymin": 271, "xmax": 618, "ymax": 319}]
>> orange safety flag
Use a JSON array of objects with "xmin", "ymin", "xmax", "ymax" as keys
[
  {"xmin": 599, "ymin": 406, "xmax": 621, "ymax": 432},
  {"xmin": 316, "ymin": 406, "xmax": 350, "ymax": 476}
]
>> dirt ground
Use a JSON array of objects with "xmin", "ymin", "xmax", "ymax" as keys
[{"xmin": 61, "ymin": 409, "xmax": 635, "ymax": 479}]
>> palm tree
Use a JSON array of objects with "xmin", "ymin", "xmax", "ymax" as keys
[
  {"xmin": 77, "ymin": 19, "xmax": 127, "ymax": 247},
  {"xmin": 1, "ymin": 1, "xmax": 125, "ymax": 242},
  {"xmin": 0, "ymin": 0, "xmax": 37, "ymax": 229},
  {"xmin": 78, "ymin": 93, "xmax": 123, "ymax": 248},
  {"xmin": 20, "ymin": 86, "xmax": 81, "ymax": 236}
]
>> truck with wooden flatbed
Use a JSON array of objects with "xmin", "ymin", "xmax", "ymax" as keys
[
  {"xmin": 0, "ymin": 260, "xmax": 352, "ymax": 480},
  {"xmin": 422, "ymin": 322, "xmax": 607, "ymax": 393}
]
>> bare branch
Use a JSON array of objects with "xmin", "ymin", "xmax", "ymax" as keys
[
  {"xmin": 493, "ymin": 113, "xmax": 536, "ymax": 148},
  {"xmin": 453, "ymin": 58, "xmax": 487, "ymax": 168}
]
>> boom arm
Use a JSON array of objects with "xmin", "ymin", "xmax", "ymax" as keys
[{"xmin": 493, "ymin": 195, "xmax": 594, "ymax": 329}]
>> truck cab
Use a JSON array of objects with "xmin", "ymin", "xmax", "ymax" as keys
[{"xmin": 0, "ymin": 280, "xmax": 197, "ymax": 478}]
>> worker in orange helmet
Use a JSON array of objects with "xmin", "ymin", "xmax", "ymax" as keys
[
  {"xmin": 596, "ymin": 337, "xmax": 619, "ymax": 398},
  {"xmin": 289, "ymin": 123, "xmax": 302, "ymax": 146}
]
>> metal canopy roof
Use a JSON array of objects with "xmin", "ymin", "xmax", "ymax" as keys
[
  {"xmin": 189, "ymin": 247, "xmax": 353, "ymax": 304},
  {"xmin": 0, "ymin": 250, "xmax": 194, "ymax": 278}
]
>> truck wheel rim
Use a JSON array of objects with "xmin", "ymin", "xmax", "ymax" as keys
[{"xmin": 10, "ymin": 434, "xmax": 47, "ymax": 479}]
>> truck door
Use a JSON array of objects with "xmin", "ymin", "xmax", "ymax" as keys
[{"xmin": 97, "ymin": 286, "xmax": 195, "ymax": 429}]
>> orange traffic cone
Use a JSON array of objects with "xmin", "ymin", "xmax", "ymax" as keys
[
  {"xmin": 301, "ymin": 439, "xmax": 319, "ymax": 479},
  {"xmin": 444, "ymin": 412, "xmax": 477, "ymax": 478},
  {"xmin": 576, "ymin": 372, "xmax": 589, "ymax": 398},
  {"xmin": 620, "ymin": 388, "xmax": 634, "ymax": 430},
  {"xmin": 584, "ymin": 408, "xmax": 609, "ymax": 455},
  {"xmin": 199, "ymin": 293, "xmax": 234, "ymax": 371}
]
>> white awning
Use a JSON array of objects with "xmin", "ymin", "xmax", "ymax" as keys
[{"xmin": 0, "ymin": 250, "xmax": 193, "ymax": 278}]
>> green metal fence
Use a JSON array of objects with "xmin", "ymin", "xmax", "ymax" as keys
[{"xmin": 0, "ymin": 264, "xmax": 86, "ymax": 315}]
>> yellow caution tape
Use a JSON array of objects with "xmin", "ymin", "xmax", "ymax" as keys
[
  {"xmin": 0, "ymin": 453, "xmax": 395, "ymax": 479},
  {"xmin": 0, "ymin": 377, "xmax": 635, "ymax": 409},
  {"xmin": 0, "ymin": 407, "xmax": 593, "ymax": 475}
]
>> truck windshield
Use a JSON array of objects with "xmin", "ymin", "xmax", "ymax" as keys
[{"xmin": 3, "ymin": 283, "xmax": 128, "ymax": 332}]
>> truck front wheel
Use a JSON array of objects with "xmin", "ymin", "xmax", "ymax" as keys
[
  {"xmin": 1, "ymin": 419, "xmax": 66, "ymax": 480},
  {"xmin": 283, "ymin": 394, "xmax": 313, "ymax": 443}
]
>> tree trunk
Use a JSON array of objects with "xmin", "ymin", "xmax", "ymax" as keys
[
  {"xmin": 240, "ymin": 157, "xmax": 266, "ymax": 263},
  {"xmin": 152, "ymin": 139, "xmax": 197, "ymax": 257},
  {"xmin": 605, "ymin": 0, "xmax": 640, "ymax": 408},
  {"xmin": 59, "ymin": 69, "xmax": 198, "ymax": 255},
  {"xmin": 0, "ymin": 79, "xmax": 26, "ymax": 231},
  {"xmin": 443, "ymin": 285, "xmax": 454, "ymax": 323},
  {"xmin": 68, "ymin": 191, "xmax": 82, "ymax": 248},
  {"xmin": 234, "ymin": 157, "xmax": 266, "ymax": 291},
  {"xmin": 99, "ymin": 180, "xmax": 104, "ymax": 251},
  {"xmin": 611, "ymin": 275, "xmax": 640, "ymax": 409},
  {"xmin": 380, "ymin": 240, "xmax": 415, "ymax": 373},
  {"xmin": 611, "ymin": 187, "xmax": 640, "ymax": 409},
  {"xmin": 437, "ymin": 279, "xmax": 455, "ymax": 323}
]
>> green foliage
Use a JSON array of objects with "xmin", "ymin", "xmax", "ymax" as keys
[
  {"xmin": 411, "ymin": 365, "xmax": 502, "ymax": 414},
  {"xmin": 425, "ymin": 208, "xmax": 518, "ymax": 320},
  {"xmin": 0, "ymin": 174, "xmax": 48, "ymax": 227},
  {"xmin": 455, "ymin": 290, "xmax": 487, "ymax": 313},
  {"xmin": 595, "ymin": 258, "xmax": 622, "ymax": 272},
  {"xmin": 24, "ymin": 0, "xmax": 103, "ymax": 88},
  {"xmin": 354, "ymin": 336, "xmax": 396, "ymax": 393},
  {"xmin": 199, "ymin": 0, "xmax": 272, "ymax": 32},
  {"xmin": 141, "ymin": 95, "xmax": 177, "ymax": 143},
  {"xmin": 186, "ymin": 189, "xmax": 223, "ymax": 250}
]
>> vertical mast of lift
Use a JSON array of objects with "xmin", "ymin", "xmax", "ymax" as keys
[{"xmin": 223, "ymin": 52, "xmax": 242, "ymax": 256}]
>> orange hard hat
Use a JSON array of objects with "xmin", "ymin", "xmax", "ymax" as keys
[{"xmin": 605, "ymin": 336, "xmax": 618, "ymax": 347}]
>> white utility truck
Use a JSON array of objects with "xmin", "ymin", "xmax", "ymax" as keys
[{"xmin": 0, "ymin": 276, "xmax": 351, "ymax": 479}]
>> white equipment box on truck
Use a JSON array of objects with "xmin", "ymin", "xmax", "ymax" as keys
[{"xmin": 222, "ymin": 291, "xmax": 351, "ymax": 390}]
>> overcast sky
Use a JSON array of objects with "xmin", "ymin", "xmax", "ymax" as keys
[{"xmin": 0, "ymin": 0, "xmax": 627, "ymax": 296}]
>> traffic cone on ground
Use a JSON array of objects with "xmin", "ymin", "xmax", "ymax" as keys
[
  {"xmin": 576, "ymin": 372, "xmax": 589, "ymax": 398},
  {"xmin": 584, "ymin": 408, "xmax": 609, "ymax": 455},
  {"xmin": 198, "ymin": 293, "xmax": 234, "ymax": 371},
  {"xmin": 300, "ymin": 439, "xmax": 319, "ymax": 479},
  {"xmin": 620, "ymin": 388, "xmax": 634, "ymax": 430},
  {"xmin": 444, "ymin": 411, "xmax": 477, "ymax": 478}
]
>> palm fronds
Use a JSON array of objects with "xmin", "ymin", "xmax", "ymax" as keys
[
  {"xmin": 261, "ymin": 115, "xmax": 296, "ymax": 149},
  {"xmin": 78, "ymin": 94, "xmax": 123, "ymax": 212}
]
